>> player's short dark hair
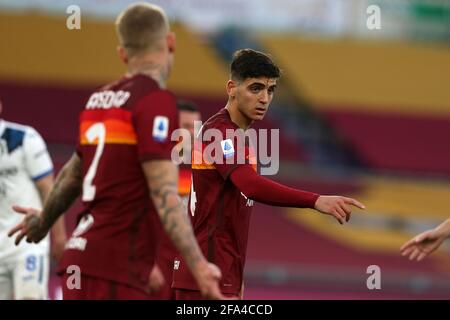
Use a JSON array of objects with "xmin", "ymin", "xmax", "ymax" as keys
[
  {"xmin": 177, "ymin": 100, "xmax": 199, "ymax": 113},
  {"xmin": 230, "ymin": 49, "xmax": 281, "ymax": 82}
]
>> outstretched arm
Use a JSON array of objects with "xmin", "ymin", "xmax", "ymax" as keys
[
  {"xmin": 142, "ymin": 160, "xmax": 224, "ymax": 299},
  {"xmin": 400, "ymin": 218, "xmax": 450, "ymax": 261},
  {"xmin": 230, "ymin": 165, "xmax": 365, "ymax": 224},
  {"xmin": 8, "ymin": 153, "xmax": 82, "ymax": 244}
]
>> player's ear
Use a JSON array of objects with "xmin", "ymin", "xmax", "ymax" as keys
[
  {"xmin": 167, "ymin": 32, "xmax": 176, "ymax": 54},
  {"xmin": 117, "ymin": 46, "xmax": 128, "ymax": 64},
  {"xmin": 227, "ymin": 80, "xmax": 237, "ymax": 98}
]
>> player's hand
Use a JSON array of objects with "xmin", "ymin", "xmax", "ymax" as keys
[
  {"xmin": 194, "ymin": 261, "xmax": 228, "ymax": 300},
  {"xmin": 314, "ymin": 196, "xmax": 365, "ymax": 224},
  {"xmin": 147, "ymin": 264, "xmax": 165, "ymax": 293},
  {"xmin": 7, "ymin": 205, "xmax": 49, "ymax": 245},
  {"xmin": 400, "ymin": 229, "xmax": 445, "ymax": 261}
]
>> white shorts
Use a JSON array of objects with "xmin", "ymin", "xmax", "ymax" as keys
[{"xmin": 0, "ymin": 251, "xmax": 49, "ymax": 300}]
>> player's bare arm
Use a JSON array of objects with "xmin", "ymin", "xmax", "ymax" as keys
[
  {"xmin": 8, "ymin": 153, "xmax": 82, "ymax": 245},
  {"xmin": 142, "ymin": 160, "xmax": 225, "ymax": 299},
  {"xmin": 38, "ymin": 153, "xmax": 82, "ymax": 231},
  {"xmin": 34, "ymin": 173, "xmax": 67, "ymax": 261},
  {"xmin": 400, "ymin": 218, "xmax": 450, "ymax": 261}
]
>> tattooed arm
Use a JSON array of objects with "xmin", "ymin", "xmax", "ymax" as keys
[
  {"xmin": 8, "ymin": 153, "xmax": 82, "ymax": 245},
  {"xmin": 40, "ymin": 153, "xmax": 82, "ymax": 229},
  {"xmin": 34, "ymin": 172, "xmax": 68, "ymax": 261},
  {"xmin": 142, "ymin": 160, "xmax": 224, "ymax": 299}
]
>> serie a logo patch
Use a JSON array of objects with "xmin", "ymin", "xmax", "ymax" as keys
[
  {"xmin": 220, "ymin": 139, "xmax": 235, "ymax": 159},
  {"xmin": 152, "ymin": 116, "xmax": 169, "ymax": 142}
]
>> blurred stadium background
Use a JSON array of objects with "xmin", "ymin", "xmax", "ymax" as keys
[{"xmin": 1, "ymin": 0, "xmax": 449, "ymax": 299}]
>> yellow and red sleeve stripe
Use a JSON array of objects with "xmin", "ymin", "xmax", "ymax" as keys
[
  {"xmin": 191, "ymin": 142, "xmax": 257, "ymax": 171},
  {"xmin": 79, "ymin": 109, "xmax": 137, "ymax": 145}
]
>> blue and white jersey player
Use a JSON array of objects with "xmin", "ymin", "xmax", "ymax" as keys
[{"xmin": 0, "ymin": 106, "xmax": 66, "ymax": 299}]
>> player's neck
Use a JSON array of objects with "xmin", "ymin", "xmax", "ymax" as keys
[
  {"xmin": 225, "ymin": 103, "xmax": 253, "ymax": 130},
  {"xmin": 127, "ymin": 55, "xmax": 167, "ymax": 88}
]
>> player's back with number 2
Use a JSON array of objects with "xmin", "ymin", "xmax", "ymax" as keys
[{"xmin": 58, "ymin": 74, "xmax": 178, "ymax": 292}]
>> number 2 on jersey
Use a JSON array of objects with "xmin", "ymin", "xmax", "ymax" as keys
[{"xmin": 82, "ymin": 123, "xmax": 106, "ymax": 201}]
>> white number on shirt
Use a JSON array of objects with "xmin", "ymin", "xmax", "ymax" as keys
[{"xmin": 82, "ymin": 123, "xmax": 106, "ymax": 201}]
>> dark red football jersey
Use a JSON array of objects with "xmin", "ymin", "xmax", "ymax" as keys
[
  {"xmin": 58, "ymin": 74, "xmax": 178, "ymax": 292},
  {"xmin": 172, "ymin": 108, "xmax": 256, "ymax": 295}
]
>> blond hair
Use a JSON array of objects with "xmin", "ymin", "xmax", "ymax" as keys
[{"xmin": 115, "ymin": 2, "xmax": 169, "ymax": 57}]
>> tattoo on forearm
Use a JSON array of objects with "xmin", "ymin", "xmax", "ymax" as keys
[
  {"xmin": 148, "ymin": 166, "xmax": 202, "ymax": 270},
  {"xmin": 41, "ymin": 156, "xmax": 82, "ymax": 229}
]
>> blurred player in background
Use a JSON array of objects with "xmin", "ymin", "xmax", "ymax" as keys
[
  {"xmin": 401, "ymin": 218, "xmax": 450, "ymax": 261},
  {"xmin": 0, "ymin": 99, "xmax": 66, "ymax": 299},
  {"xmin": 172, "ymin": 49, "xmax": 366, "ymax": 299},
  {"xmin": 8, "ymin": 3, "xmax": 223, "ymax": 300},
  {"xmin": 149, "ymin": 100, "xmax": 201, "ymax": 299}
]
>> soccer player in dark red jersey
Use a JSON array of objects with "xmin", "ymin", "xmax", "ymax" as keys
[
  {"xmin": 172, "ymin": 49, "xmax": 366, "ymax": 299},
  {"xmin": 7, "ymin": 3, "xmax": 224, "ymax": 300},
  {"xmin": 149, "ymin": 101, "xmax": 201, "ymax": 299}
]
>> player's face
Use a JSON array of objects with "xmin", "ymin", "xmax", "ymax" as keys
[
  {"xmin": 179, "ymin": 110, "xmax": 201, "ymax": 144},
  {"xmin": 236, "ymin": 77, "xmax": 277, "ymax": 121}
]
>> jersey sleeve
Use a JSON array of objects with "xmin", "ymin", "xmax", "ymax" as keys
[
  {"xmin": 206, "ymin": 125, "xmax": 255, "ymax": 180},
  {"xmin": 23, "ymin": 127, "xmax": 54, "ymax": 181},
  {"xmin": 133, "ymin": 90, "xmax": 179, "ymax": 162}
]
